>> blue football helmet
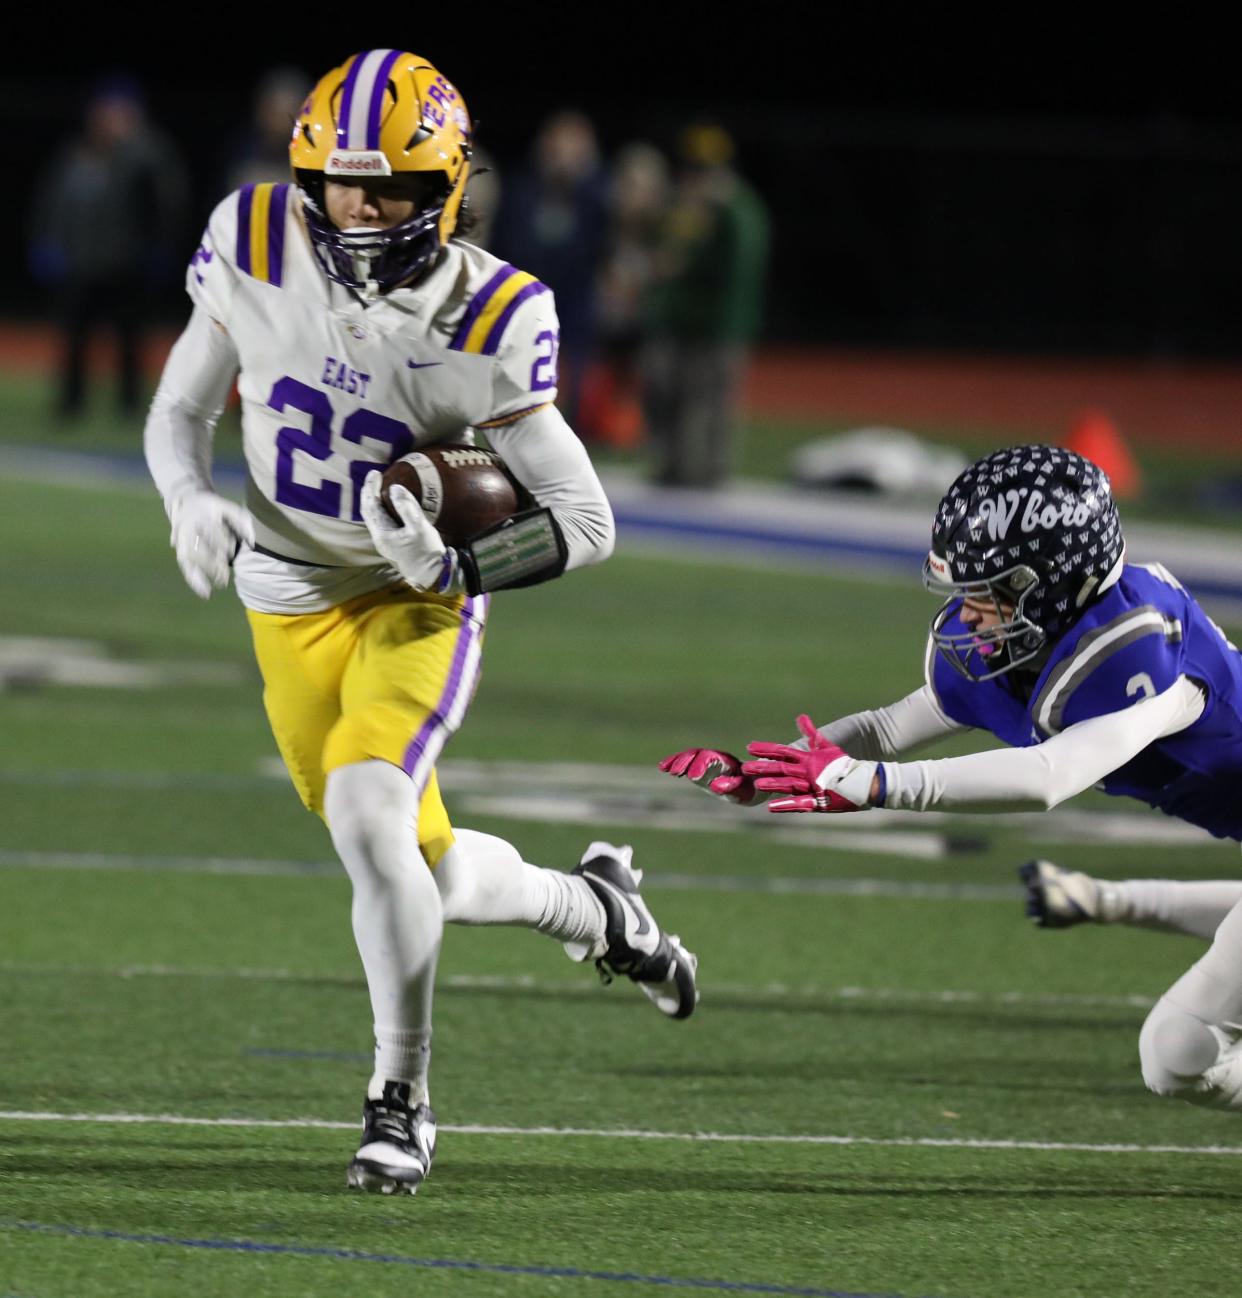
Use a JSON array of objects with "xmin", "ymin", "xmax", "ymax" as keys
[{"xmin": 923, "ymin": 445, "xmax": 1126, "ymax": 681}]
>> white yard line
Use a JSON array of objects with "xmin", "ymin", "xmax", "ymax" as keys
[
  {"xmin": 2, "ymin": 759, "xmax": 1222, "ymax": 851},
  {"xmin": 0, "ymin": 636, "xmax": 243, "ymax": 690},
  {"xmin": 0, "ymin": 849, "xmax": 1021, "ymax": 897},
  {"xmin": 0, "ymin": 850, "xmax": 339, "ymax": 877},
  {"xmin": 0, "ymin": 961, "xmax": 1158, "ymax": 1010},
  {"xmin": 0, "ymin": 1108, "xmax": 1235, "ymax": 1157}
]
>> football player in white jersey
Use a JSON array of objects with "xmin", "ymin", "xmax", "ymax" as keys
[{"xmin": 144, "ymin": 50, "xmax": 698, "ymax": 1196}]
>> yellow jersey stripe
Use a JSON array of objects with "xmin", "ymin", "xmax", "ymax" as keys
[
  {"xmin": 460, "ymin": 270, "xmax": 539, "ymax": 354},
  {"xmin": 249, "ymin": 184, "xmax": 273, "ymax": 283}
]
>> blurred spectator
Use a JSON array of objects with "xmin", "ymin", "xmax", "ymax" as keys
[
  {"xmin": 642, "ymin": 124, "xmax": 769, "ymax": 487},
  {"xmin": 489, "ymin": 110, "xmax": 609, "ymax": 428},
  {"xmin": 222, "ymin": 67, "xmax": 310, "ymax": 194},
  {"xmin": 32, "ymin": 76, "xmax": 190, "ymax": 418},
  {"xmin": 580, "ymin": 142, "xmax": 670, "ymax": 447}
]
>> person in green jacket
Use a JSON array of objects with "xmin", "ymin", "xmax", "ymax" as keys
[{"xmin": 642, "ymin": 124, "xmax": 769, "ymax": 487}]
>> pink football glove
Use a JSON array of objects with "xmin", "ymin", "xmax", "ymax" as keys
[
  {"xmin": 742, "ymin": 714, "xmax": 877, "ymax": 814},
  {"xmin": 657, "ymin": 748, "xmax": 759, "ymax": 805}
]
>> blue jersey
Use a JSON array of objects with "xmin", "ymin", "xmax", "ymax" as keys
[{"xmin": 927, "ymin": 563, "xmax": 1242, "ymax": 840}]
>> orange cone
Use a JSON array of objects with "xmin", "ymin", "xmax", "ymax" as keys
[{"xmin": 1065, "ymin": 409, "xmax": 1142, "ymax": 499}]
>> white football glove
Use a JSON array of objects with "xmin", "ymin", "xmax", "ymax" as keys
[
  {"xmin": 360, "ymin": 471, "xmax": 457, "ymax": 593},
  {"xmin": 169, "ymin": 490, "xmax": 255, "ymax": 599}
]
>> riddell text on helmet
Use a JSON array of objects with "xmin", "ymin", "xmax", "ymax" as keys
[{"xmin": 326, "ymin": 151, "xmax": 393, "ymax": 175}]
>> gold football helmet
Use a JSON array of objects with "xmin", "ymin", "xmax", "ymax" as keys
[{"xmin": 290, "ymin": 50, "xmax": 472, "ymax": 293}]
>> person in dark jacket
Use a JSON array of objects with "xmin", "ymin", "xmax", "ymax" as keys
[{"xmin": 33, "ymin": 76, "xmax": 189, "ymax": 417}]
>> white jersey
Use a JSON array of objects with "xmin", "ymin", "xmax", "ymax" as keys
[{"xmin": 187, "ymin": 182, "xmax": 566, "ymax": 581}]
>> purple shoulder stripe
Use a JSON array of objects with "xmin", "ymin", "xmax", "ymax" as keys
[
  {"xmin": 480, "ymin": 280, "xmax": 550, "ymax": 357},
  {"xmin": 236, "ymin": 184, "xmax": 255, "ymax": 275},
  {"xmin": 448, "ymin": 264, "xmax": 517, "ymax": 350},
  {"xmin": 268, "ymin": 184, "xmax": 289, "ymax": 286}
]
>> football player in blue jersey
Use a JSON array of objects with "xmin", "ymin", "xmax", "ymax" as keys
[{"xmin": 662, "ymin": 444, "xmax": 1242, "ymax": 1111}]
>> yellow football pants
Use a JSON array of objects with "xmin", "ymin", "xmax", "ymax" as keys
[{"xmin": 246, "ymin": 584, "xmax": 489, "ymax": 866}]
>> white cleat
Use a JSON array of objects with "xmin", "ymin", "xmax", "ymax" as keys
[{"xmin": 565, "ymin": 841, "xmax": 700, "ymax": 1020}]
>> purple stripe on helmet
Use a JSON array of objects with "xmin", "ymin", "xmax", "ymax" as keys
[
  {"xmin": 236, "ymin": 184, "xmax": 255, "ymax": 274},
  {"xmin": 336, "ymin": 53, "xmax": 368, "ymax": 147},
  {"xmin": 267, "ymin": 184, "xmax": 289, "ymax": 286},
  {"xmin": 400, "ymin": 598, "xmax": 483, "ymax": 783},
  {"xmin": 366, "ymin": 49, "xmax": 405, "ymax": 149},
  {"xmin": 479, "ymin": 281, "xmax": 550, "ymax": 357},
  {"xmin": 448, "ymin": 265, "xmax": 517, "ymax": 350}
]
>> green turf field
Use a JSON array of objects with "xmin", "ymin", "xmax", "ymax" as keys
[{"xmin": 4, "ymin": 466, "xmax": 1242, "ymax": 1298}]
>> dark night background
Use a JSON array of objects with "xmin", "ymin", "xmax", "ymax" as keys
[{"xmin": 4, "ymin": 24, "xmax": 1241, "ymax": 357}]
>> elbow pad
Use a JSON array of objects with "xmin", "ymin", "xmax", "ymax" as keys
[{"xmin": 456, "ymin": 506, "xmax": 569, "ymax": 594}]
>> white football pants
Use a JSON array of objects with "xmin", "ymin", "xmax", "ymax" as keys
[
  {"xmin": 323, "ymin": 761, "xmax": 607, "ymax": 1100},
  {"xmin": 1140, "ymin": 893, "xmax": 1242, "ymax": 1109}
]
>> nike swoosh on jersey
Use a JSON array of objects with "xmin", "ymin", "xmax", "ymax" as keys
[{"xmin": 406, "ymin": 359, "xmax": 443, "ymax": 369}]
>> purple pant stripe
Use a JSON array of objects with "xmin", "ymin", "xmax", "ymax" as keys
[
  {"xmin": 401, "ymin": 598, "xmax": 482, "ymax": 784},
  {"xmin": 235, "ymin": 185, "xmax": 255, "ymax": 275},
  {"xmin": 480, "ymin": 281, "xmax": 550, "ymax": 357},
  {"xmin": 268, "ymin": 184, "xmax": 288, "ymax": 286},
  {"xmin": 448, "ymin": 265, "xmax": 516, "ymax": 350},
  {"xmin": 366, "ymin": 49, "xmax": 405, "ymax": 149}
]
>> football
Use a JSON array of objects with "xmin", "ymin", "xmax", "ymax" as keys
[{"xmin": 380, "ymin": 443, "xmax": 525, "ymax": 545}]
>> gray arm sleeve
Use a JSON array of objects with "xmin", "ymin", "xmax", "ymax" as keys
[
  {"xmin": 483, "ymin": 404, "xmax": 615, "ymax": 572},
  {"xmin": 881, "ymin": 675, "xmax": 1206, "ymax": 812},
  {"xmin": 143, "ymin": 305, "xmax": 239, "ymax": 515},
  {"xmin": 816, "ymin": 686, "xmax": 968, "ymax": 759}
]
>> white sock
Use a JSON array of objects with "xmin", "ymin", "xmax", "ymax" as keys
[
  {"xmin": 367, "ymin": 1029, "xmax": 431, "ymax": 1104},
  {"xmin": 1102, "ymin": 879, "xmax": 1242, "ymax": 941},
  {"xmin": 325, "ymin": 760, "xmax": 443, "ymax": 1107},
  {"xmin": 436, "ymin": 828, "xmax": 607, "ymax": 946}
]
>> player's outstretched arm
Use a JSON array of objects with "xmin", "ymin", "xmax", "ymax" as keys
[
  {"xmin": 657, "ymin": 686, "xmax": 949, "ymax": 808},
  {"xmin": 748, "ymin": 679, "xmax": 1205, "ymax": 815},
  {"xmin": 144, "ymin": 306, "xmax": 253, "ymax": 599},
  {"xmin": 814, "ymin": 685, "xmax": 967, "ymax": 759}
]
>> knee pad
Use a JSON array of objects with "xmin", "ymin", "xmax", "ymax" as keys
[{"xmin": 1139, "ymin": 999, "xmax": 1225, "ymax": 1097}]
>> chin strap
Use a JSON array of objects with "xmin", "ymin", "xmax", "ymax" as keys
[{"xmin": 454, "ymin": 507, "xmax": 569, "ymax": 595}]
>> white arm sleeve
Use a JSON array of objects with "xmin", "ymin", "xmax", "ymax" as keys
[
  {"xmin": 483, "ymin": 403, "xmax": 615, "ymax": 572},
  {"xmin": 880, "ymin": 675, "xmax": 1206, "ymax": 812},
  {"xmin": 817, "ymin": 686, "xmax": 968, "ymax": 759},
  {"xmin": 143, "ymin": 305, "xmax": 239, "ymax": 515}
]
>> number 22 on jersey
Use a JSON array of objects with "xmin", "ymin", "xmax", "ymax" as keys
[{"xmin": 269, "ymin": 377, "xmax": 414, "ymax": 522}]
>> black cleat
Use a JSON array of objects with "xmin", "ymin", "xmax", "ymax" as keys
[
  {"xmin": 346, "ymin": 1080, "xmax": 437, "ymax": 1195},
  {"xmin": 1019, "ymin": 859, "xmax": 1101, "ymax": 929},
  {"xmin": 564, "ymin": 840, "xmax": 699, "ymax": 1020}
]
